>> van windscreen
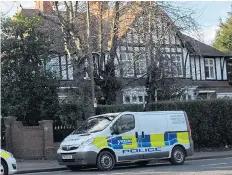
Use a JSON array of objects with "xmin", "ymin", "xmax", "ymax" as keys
[{"xmin": 72, "ymin": 115, "xmax": 117, "ymax": 135}]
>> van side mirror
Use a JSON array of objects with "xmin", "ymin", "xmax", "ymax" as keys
[{"xmin": 111, "ymin": 125, "xmax": 119, "ymax": 135}]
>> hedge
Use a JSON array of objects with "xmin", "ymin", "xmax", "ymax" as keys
[{"xmin": 95, "ymin": 99, "xmax": 232, "ymax": 149}]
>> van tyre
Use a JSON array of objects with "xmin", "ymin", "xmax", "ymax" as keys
[
  {"xmin": 97, "ymin": 151, "xmax": 115, "ymax": 171},
  {"xmin": 170, "ymin": 146, "xmax": 186, "ymax": 165},
  {"xmin": 0, "ymin": 160, "xmax": 8, "ymax": 175}
]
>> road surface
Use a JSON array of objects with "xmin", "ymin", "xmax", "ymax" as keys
[{"xmin": 20, "ymin": 157, "xmax": 232, "ymax": 175}]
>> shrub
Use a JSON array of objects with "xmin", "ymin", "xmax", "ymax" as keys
[
  {"xmin": 58, "ymin": 104, "xmax": 85, "ymax": 127},
  {"xmin": 95, "ymin": 104, "xmax": 144, "ymax": 114}
]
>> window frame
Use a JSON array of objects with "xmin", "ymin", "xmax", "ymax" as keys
[
  {"xmin": 138, "ymin": 95, "xmax": 143, "ymax": 103},
  {"xmin": 227, "ymin": 62, "xmax": 232, "ymax": 81},
  {"xmin": 46, "ymin": 55, "xmax": 74, "ymax": 80},
  {"xmin": 135, "ymin": 54, "xmax": 147, "ymax": 77},
  {"xmin": 124, "ymin": 95, "xmax": 130, "ymax": 103},
  {"xmin": 172, "ymin": 54, "xmax": 183, "ymax": 77},
  {"xmin": 121, "ymin": 52, "xmax": 134, "ymax": 77},
  {"xmin": 123, "ymin": 88, "xmax": 147, "ymax": 104},
  {"xmin": 205, "ymin": 58, "xmax": 215, "ymax": 79}
]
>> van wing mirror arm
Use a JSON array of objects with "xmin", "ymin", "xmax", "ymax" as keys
[
  {"xmin": 111, "ymin": 125, "xmax": 119, "ymax": 135},
  {"xmin": 110, "ymin": 127, "xmax": 114, "ymax": 135}
]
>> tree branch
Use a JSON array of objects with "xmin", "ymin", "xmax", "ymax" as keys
[{"xmin": 74, "ymin": 1, "xmax": 78, "ymax": 18}]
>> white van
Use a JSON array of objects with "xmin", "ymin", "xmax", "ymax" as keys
[{"xmin": 57, "ymin": 111, "xmax": 194, "ymax": 171}]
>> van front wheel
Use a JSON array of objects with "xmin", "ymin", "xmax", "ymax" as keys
[
  {"xmin": 97, "ymin": 151, "xmax": 115, "ymax": 171},
  {"xmin": 0, "ymin": 160, "xmax": 8, "ymax": 175},
  {"xmin": 170, "ymin": 146, "xmax": 186, "ymax": 165}
]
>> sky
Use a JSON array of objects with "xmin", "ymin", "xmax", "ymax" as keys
[{"xmin": 1, "ymin": 1, "xmax": 231, "ymax": 46}]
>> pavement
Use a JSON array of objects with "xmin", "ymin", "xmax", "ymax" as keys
[{"xmin": 16, "ymin": 150, "xmax": 232, "ymax": 174}]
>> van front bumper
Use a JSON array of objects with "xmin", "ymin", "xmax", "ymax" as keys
[
  {"xmin": 57, "ymin": 151, "xmax": 97, "ymax": 166},
  {"xmin": 8, "ymin": 157, "xmax": 17, "ymax": 174}
]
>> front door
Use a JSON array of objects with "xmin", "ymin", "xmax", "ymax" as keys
[{"xmin": 110, "ymin": 114, "xmax": 141, "ymax": 162}]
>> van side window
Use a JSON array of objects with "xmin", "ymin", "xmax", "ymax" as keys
[{"xmin": 114, "ymin": 114, "xmax": 135, "ymax": 134}]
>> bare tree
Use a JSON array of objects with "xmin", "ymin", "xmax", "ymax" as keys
[
  {"xmin": 40, "ymin": 1, "xmax": 200, "ymax": 108},
  {"xmin": 53, "ymin": 1, "xmax": 96, "ymax": 116},
  {"xmin": 107, "ymin": 1, "xmax": 200, "ymax": 107}
]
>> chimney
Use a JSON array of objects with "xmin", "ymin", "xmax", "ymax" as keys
[
  {"xmin": 89, "ymin": 1, "xmax": 108, "ymax": 16},
  {"xmin": 35, "ymin": 1, "xmax": 54, "ymax": 14}
]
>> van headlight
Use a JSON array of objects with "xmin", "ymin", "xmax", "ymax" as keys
[
  {"xmin": 79, "ymin": 137, "xmax": 94, "ymax": 148},
  {"xmin": 2, "ymin": 150, "xmax": 14, "ymax": 158},
  {"xmin": 9, "ymin": 152, "xmax": 14, "ymax": 158}
]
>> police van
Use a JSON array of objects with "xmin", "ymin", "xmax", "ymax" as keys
[{"xmin": 57, "ymin": 111, "xmax": 194, "ymax": 171}]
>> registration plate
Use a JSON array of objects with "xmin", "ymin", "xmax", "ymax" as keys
[{"xmin": 62, "ymin": 155, "xmax": 73, "ymax": 159}]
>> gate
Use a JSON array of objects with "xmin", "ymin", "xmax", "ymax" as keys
[
  {"xmin": 53, "ymin": 120, "xmax": 76, "ymax": 143},
  {"xmin": 1, "ymin": 118, "xmax": 6, "ymax": 149}
]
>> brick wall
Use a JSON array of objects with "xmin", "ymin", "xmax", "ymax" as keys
[
  {"xmin": 4, "ymin": 117, "xmax": 59, "ymax": 160},
  {"xmin": 11, "ymin": 121, "xmax": 44, "ymax": 159}
]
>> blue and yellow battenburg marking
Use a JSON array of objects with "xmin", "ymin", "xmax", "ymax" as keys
[
  {"xmin": 0, "ymin": 151, "xmax": 9, "ymax": 159},
  {"xmin": 93, "ymin": 132, "xmax": 190, "ymax": 149}
]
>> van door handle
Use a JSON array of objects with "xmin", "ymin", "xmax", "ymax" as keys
[
  {"xmin": 142, "ymin": 131, "xmax": 145, "ymax": 138},
  {"xmin": 135, "ymin": 132, "xmax": 138, "ymax": 138}
]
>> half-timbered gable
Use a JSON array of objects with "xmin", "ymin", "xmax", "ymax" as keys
[
  {"xmin": 114, "ymin": 7, "xmax": 193, "ymax": 80},
  {"xmin": 181, "ymin": 34, "xmax": 228, "ymax": 81}
]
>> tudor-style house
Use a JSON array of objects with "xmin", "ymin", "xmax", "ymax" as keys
[
  {"xmin": 18, "ymin": 1, "xmax": 232, "ymax": 104},
  {"xmin": 111, "ymin": 30, "xmax": 232, "ymax": 104}
]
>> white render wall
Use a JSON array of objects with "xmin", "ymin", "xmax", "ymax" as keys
[
  {"xmin": 217, "ymin": 93, "xmax": 232, "ymax": 99},
  {"xmin": 122, "ymin": 87, "xmax": 147, "ymax": 104}
]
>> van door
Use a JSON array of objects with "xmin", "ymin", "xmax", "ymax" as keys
[
  {"xmin": 137, "ymin": 114, "xmax": 169, "ymax": 159},
  {"xmin": 110, "ymin": 114, "xmax": 141, "ymax": 162}
]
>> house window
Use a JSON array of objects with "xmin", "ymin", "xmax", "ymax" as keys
[
  {"xmin": 134, "ymin": 34, "xmax": 139, "ymax": 43},
  {"xmin": 121, "ymin": 52, "xmax": 127, "ymax": 61},
  {"xmin": 205, "ymin": 58, "xmax": 215, "ymax": 79},
  {"xmin": 172, "ymin": 55, "xmax": 183, "ymax": 76},
  {"xmin": 121, "ymin": 52, "xmax": 134, "ymax": 77},
  {"xmin": 134, "ymin": 47, "xmax": 139, "ymax": 52},
  {"xmin": 124, "ymin": 96, "xmax": 130, "ymax": 103},
  {"xmin": 161, "ymin": 55, "xmax": 172, "ymax": 78},
  {"xmin": 132, "ymin": 95, "xmax": 137, "ymax": 102},
  {"xmin": 123, "ymin": 87, "xmax": 147, "ymax": 104},
  {"xmin": 228, "ymin": 63, "xmax": 232, "ymax": 82},
  {"xmin": 127, "ymin": 31, "xmax": 133, "ymax": 43},
  {"xmin": 46, "ymin": 55, "xmax": 73, "ymax": 80},
  {"xmin": 135, "ymin": 54, "xmax": 146, "ymax": 77},
  {"xmin": 138, "ymin": 96, "xmax": 143, "ymax": 102},
  {"xmin": 121, "ymin": 46, "xmax": 126, "ymax": 51},
  {"xmin": 128, "ymin": 47, "xmax": 133, "ymax": 52},
  {"xmin": 58, "ymin": 95, "xmax": 68, "ymax": 103}
]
